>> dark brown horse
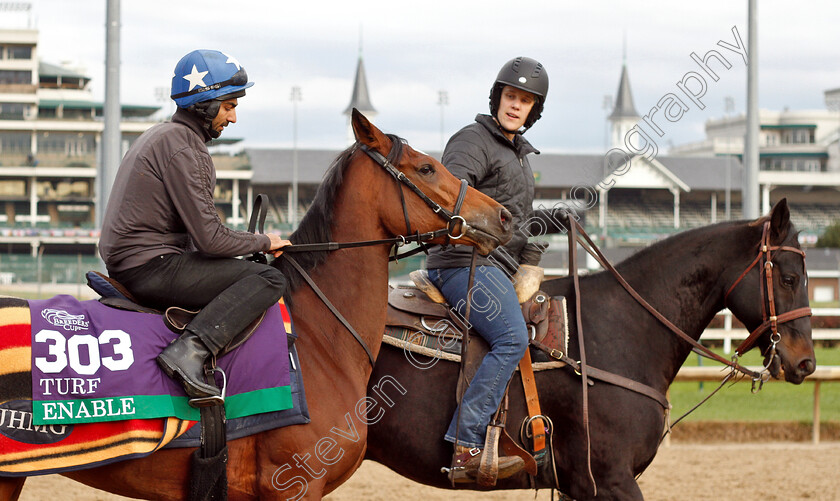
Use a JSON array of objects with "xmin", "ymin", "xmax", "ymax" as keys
[
  {"xmin": 0, "ymin": 110, "xmax": 512, "ymax": 500},
  {"xmin": 365, "ymin": 199, "xmax": 815, "ymax": 500}
]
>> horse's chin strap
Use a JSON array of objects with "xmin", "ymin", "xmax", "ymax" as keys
[{"xmin": 724, "ymin": 220, "xmax": 812, "ymax": 358}]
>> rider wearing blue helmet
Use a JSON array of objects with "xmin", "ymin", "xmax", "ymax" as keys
[
  {"xmin": 170, "ymin": 49, "xmax": 255, "ymax": 139},
  {"xmin": 100, "ymin": 49, "xmax": 290, "ymax": 404}
]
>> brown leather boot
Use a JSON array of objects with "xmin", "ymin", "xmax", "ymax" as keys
[{"xmin": 447, "ymin": 446, "xmax": 524, "ymax": 484}]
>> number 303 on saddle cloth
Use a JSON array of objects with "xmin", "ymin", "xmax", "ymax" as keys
[{"xmin": 0, "ymin": 295, "xmax": 293, "ymax": 476}]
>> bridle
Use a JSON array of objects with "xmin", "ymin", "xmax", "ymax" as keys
[
  {"xmin": 724, "ymin": 219, "xmax": 812, "ymax": 373},
  {"xmin": 281, "ymin": 139, "xmax": 470, "ymax": 260},
  {"xmin": 281, "ymin": 137, "xmax": 474, "ymax": 367},
  {"xmin": 360, "ymin": 142, "xmax": 470, "ymax": 257}
]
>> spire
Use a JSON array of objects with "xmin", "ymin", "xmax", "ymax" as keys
[
  {"xmin": 609, "ymin": 64, "xmax": 638, "ymax": 120},
  {"xmin": 343, "ymin": 55, "xmax": 376, "ymax": 117}
]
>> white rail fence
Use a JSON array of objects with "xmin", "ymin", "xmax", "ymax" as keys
[
  {"xmin": 702, "ymin": 308, "xmax": 840, "ymax": 353},
  {"xmin": 675, "ymin": 309, "xmax": 840, "ymax": 445},
  {"xmin": 672, "ymin": 366, "xmax": 840, "ymax": 444}
]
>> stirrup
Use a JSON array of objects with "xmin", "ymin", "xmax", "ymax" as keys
[{"xmin": 188, "ymin": 367, "xmax": 227, "ymax": 408}]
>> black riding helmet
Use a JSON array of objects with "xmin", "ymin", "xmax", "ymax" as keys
[{"xmin": 489, "ymin": 56, "xmax": 549, "ymax": 132}]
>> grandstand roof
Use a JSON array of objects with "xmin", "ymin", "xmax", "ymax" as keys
[
  {"xmin": 658, "ymin": 155, "xmax": 744, "ymax": 190},
  {"xmin": 39, "ymin": 61, "xmax": 90, "ymax": 81},
  {"xmin": 803, "ymin": 247, "xmax": 840, "ymax": 271},
  {"xmin": 247, "ymin": 148, "xmax": 345, "ymax": 184},
  {"xmin": 247, "ymin": 147, "xmax": 745, "ymax": 192}
]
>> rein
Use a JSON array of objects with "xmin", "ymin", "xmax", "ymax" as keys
[
  {"xmin": 276, "ymin": 140, "xmax": 472, "ymax": 367},
  {"xmin": 554, "ymin": 218, "xmax": 810, "ymax": 494},
  {"xmin": 571, "ymin": 220, "xmax": 769, "ymax": 381}
]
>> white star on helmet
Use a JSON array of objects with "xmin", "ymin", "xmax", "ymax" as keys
[
  {"xmin": 182, "ymin": 64, "xmax": 209, "ymax": 91},
  {"xmin": 222, "ymin": 52, "xmax": 241, "ymax": 70}
]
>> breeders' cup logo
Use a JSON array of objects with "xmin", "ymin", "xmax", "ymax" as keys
[{"xmin": 41, "ymin": 309, "xmax": 89, "ymax": 332}]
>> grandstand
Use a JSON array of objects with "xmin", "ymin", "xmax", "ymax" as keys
[{"xmin": 2, "ymin": 28, "xmax": 840, "ymax": 263}]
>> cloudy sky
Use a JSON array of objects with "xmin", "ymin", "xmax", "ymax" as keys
[{"xmin": 9, "ymin": 1, "xmax": 840, "ymax": 154}]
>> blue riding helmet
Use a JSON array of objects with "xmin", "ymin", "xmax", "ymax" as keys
[{"xmin": 170, "ymin": 49, "xmax": 254, "ymax": 108}]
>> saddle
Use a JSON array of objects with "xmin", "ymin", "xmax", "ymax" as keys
[
  {"xmin": 85, "ymin": 270, "xmax": 268, "ymax": 357},
  {"xmin": 386, "ymin": 269, "xmax": 568, "ymax": 363},
  {"xmin": 385, "ymin": 269, "xmax": 569, "ymax": 486}
]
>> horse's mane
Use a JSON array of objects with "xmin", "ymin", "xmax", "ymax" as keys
[
  {"xmin": 274, "ymin": 134, "xmax": 405, "ymax": 292},
  {"xmin": 614, "ymin": 216, "xmax": 800, "ymax": 274}
]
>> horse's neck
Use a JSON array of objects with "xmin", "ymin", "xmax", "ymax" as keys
[
  {"xmin": 580, "ymin": 224, "xmax": 746, "ymax": 383},
  {"xmin": 290, "ymin": 203, "xmax": 390, "ymax": 387}
]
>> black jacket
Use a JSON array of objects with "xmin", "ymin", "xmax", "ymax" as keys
[{"xmin": 426, "ymin": 114, "xmax": 556, "ymax": 275}]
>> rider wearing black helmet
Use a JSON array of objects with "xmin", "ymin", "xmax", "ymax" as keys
[
  {"xmin": 426, "ymin": 56, "xmax": 550, "ymax": 483},
  {"xmin": 489, "ymin": 56, "xmax": 548, "ymax": 133}
]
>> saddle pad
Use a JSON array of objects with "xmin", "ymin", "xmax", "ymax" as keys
[
  {"xmin": 25, "ymin": 295, "xmax": 291, "ymax": 425},
  {"xmin": 0, "ymin": 295, "xmax": 300, "ymax": 476},
  {"xmin": 166, "ymin": 341, "xmax": 310, "ymax": 448}
]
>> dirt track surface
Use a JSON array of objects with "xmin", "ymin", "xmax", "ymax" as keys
[{"xmin": 17, "ymin": 442, "xmax": 840, "ymax": 500}]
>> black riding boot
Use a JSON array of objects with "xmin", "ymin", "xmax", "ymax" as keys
[
  {"xmin": 157, "ymin": 329, "xmax": 222, "ymax": 400},
  {"xmin": 156, "ymin": 273, "xmax": 288, "ymax": 402}
]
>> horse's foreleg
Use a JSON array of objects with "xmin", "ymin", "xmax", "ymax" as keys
[{"xmin": 0, "ymin": 477, "xmax": 25, "ymax": 501}]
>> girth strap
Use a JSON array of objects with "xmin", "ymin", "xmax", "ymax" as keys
[
  {"xmin": 529, "ymin": 339, "xmax": 670, "ymax": 409},
  {"xmin": 517, "ymin": 349, "xmax": 546, "ymax": 454}
]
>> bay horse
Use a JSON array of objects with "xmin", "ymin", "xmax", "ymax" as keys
[
  {"xmin": 365, "ymin": 199, "xmax": 815, "ymax": 500},
  {"xmin": 0, "ymin": 109, "xmax": 512, "ymax": 500}
]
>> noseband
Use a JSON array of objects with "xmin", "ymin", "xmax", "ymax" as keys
[{"xmin": 724, "ymin": 220, "xmax": 812, "ymax": 357}]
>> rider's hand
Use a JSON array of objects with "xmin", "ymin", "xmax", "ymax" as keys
[{"xmin": 267, "ymin": 233, "xmax": 292, "ymax": 258}]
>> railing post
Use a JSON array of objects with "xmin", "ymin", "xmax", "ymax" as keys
[
  {"xmin": 723, "ymin": 310, "xmax": 732, "ymax": 354},
  {"xmin": 663, "ymin": 388, "xmax": 671, "ymax": 448},
  {"xmin": 813, "ymin": 381, "xmax": 821, "ymax": 445}
]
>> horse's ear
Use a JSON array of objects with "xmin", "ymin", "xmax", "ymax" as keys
[
  {"xmin": 769, "ymin": 198, "xmax": 790, "ymax": 244},
  {"xmin": 351, "ymin": 108, "xmax": 389, "ymax": 151}
]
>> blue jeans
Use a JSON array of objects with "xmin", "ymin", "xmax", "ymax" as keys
[{"xmin": 428, "ymin": 266, "xmax": 529, "ymax": 448}]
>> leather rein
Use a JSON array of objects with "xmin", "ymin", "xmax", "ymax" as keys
[
  {"xmin": 282, "ymin": 143, "xmax": 469, "ymax": 261},
  {"xmin": 281, "ymin": 140, "xmax": 470, "ymax": 367},
  {"xmin": 535, "ymin": 218, "xmax": 812, "ymax": 497},
  {"xmin": 569, "ymin": 218, "xmax": 811, "ymax": 384}
]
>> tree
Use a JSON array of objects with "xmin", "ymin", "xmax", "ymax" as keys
[{"xmin": 816, "ymin": 221, "xmax": 840, "ymax": 248}]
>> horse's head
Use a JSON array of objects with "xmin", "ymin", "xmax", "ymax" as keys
[
  {"xmin": 350, "ymin": 109, "xmax": 512, "ymax": 254},
  {"xmin": 725, "ymin": 199, "xmax": 815, "ymax": 383}
]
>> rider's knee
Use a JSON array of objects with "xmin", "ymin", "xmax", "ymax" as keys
[
  {"xmin": 260, "ymin": 266, "xmax": 288, "ymax": 293},
  {"xmin": 510, "ymin": 327, "xmax": 529, "ymax": 356}
]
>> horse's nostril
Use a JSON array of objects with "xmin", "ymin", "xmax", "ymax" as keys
[
  {"xmin": 800, "ymin": 359, "xmax": 815, "ymax": 374},
  {"xmin": 499, "ymin": 208, "xmax": 512, "ymax": 230}
]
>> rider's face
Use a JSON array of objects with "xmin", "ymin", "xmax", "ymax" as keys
[
  {"xmin": 496, "ymin": 86, "xmax": 535, "ymax": 138},
  {"xmin": 211, "ymin": 98, "xmax": 238, "ymax": 135}
]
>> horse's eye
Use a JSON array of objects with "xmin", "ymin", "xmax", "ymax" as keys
[
  {"xmin": 782, "ymin": 275, "xmax": 796, "ymax": 288},
  {"xmin": 418, "ymin": 164, "xmax": 435, "ymax": 176}
]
